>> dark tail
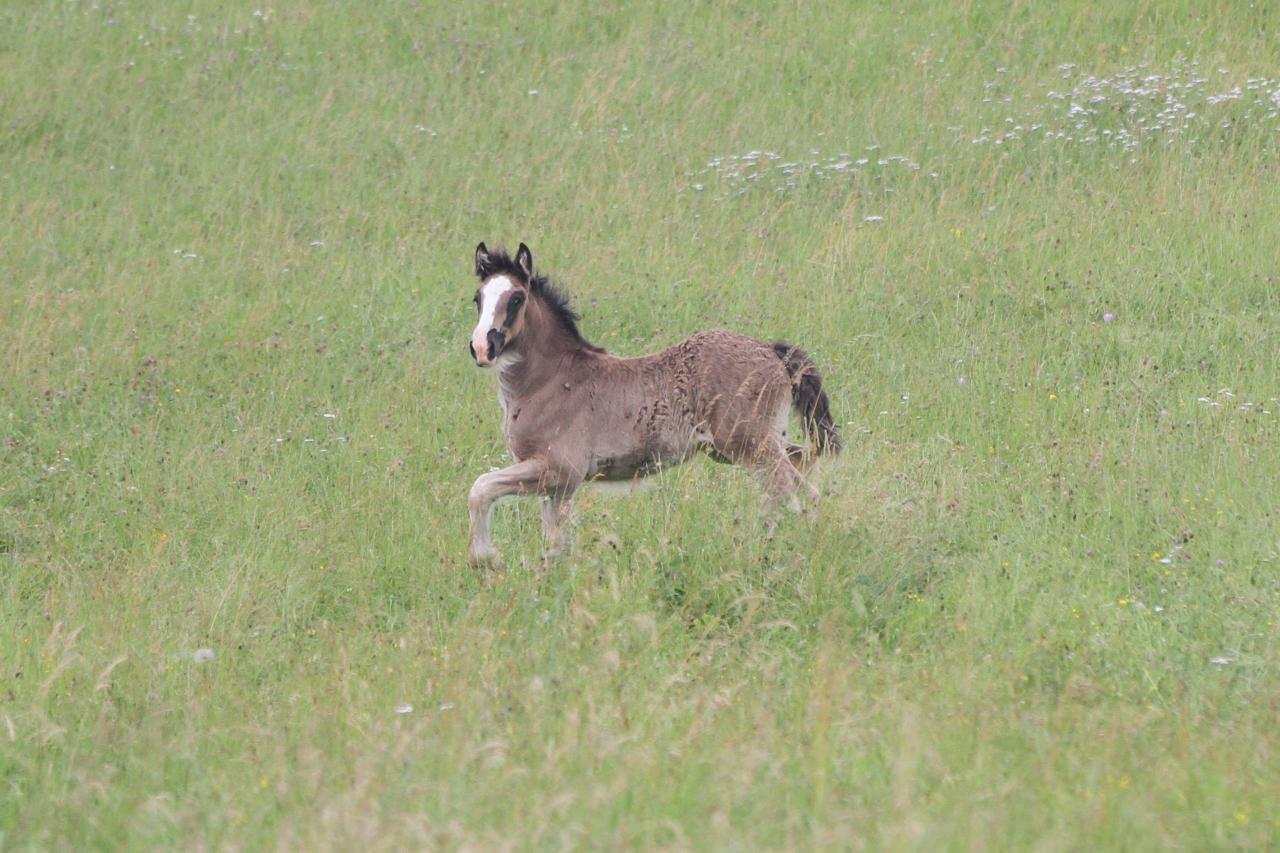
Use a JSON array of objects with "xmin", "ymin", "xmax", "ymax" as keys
[{"xmin": 772, "ymin": 341, "xmax": 842, "ymax": 456}]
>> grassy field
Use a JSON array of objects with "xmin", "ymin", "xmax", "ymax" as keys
[{"xmin": 3, "ymin": 0, "xmax": 1280, "ymax": 848}]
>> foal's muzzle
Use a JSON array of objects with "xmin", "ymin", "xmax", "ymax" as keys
[{"xmin": 470, "ymin": 329, "xmax": 506, "ymax": 367}]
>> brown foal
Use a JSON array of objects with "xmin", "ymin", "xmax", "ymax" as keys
[{"xmin": 466, "ymin": 242, "xmax": 840, "ymax": 569}]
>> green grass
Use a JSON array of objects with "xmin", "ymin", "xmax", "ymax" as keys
[{"xmin": 3, "ymin": 0, "xmax": 1279, "ymax": 847}]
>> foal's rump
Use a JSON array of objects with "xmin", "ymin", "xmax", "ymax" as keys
[
  {"xmin": 679, "ymin": 331, "xmax": 789, "ymax": 463},
  {"xmin": 678, "ymin": 330, "xmax": 839, "ymax": 465}
]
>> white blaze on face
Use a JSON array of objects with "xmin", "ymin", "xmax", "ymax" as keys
[{"xmin": 471, "ymin": 275, "xmax": 513, "ymax": 365}]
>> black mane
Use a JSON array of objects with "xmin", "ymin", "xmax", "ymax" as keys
[{"xmin": 476, "ymin": 246, "xmax": 604, "ymax": 353}]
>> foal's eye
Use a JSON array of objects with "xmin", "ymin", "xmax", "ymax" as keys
[{"xmin": 510, "ymin": 293, "xmax": 525, "ymax": 307}]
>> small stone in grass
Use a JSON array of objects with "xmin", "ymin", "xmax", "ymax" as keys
[{"xmin": 192, "ymin": 647, "xmax": 215, "ymax": 663}]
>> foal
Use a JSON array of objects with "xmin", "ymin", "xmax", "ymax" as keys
[{"xmin": 466, "ymin": 242, "xmax": 840, "ymax": 568}]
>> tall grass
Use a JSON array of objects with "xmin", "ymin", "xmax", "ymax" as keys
[{"xmin": 2, "ymin": 1, "xmax": 1278, "ymax": 847}]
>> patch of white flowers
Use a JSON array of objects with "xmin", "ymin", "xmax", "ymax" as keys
[{"xmin": 970, "ymin": 61, "xmax": 1280, "ymax": 152}]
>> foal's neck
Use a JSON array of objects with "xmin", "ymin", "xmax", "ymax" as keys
[{"xmin": 500, "ymin": 298, "xmax": 591, "ymax": 395}]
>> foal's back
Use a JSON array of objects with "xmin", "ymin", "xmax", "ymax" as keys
[{"xmin": 533, "ymin": 330, "xmax": 796, "ymax": 479}]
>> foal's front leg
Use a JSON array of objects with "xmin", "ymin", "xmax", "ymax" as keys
[
  {"xmin": 467, "ymin": 458, "xmax": 574, "ymax": 569},
  {"xmin": 540, "ymin": 495, "xmax": 573, "ymax": 562}
]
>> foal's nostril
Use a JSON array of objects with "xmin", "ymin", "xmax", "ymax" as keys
[
  {"xmin": 469, "ymin": 341, "xmax": 477, "ymax": 361},
  {"xmin": 487, "ymin": 329, "xmax": 505, "ymax": 361}
]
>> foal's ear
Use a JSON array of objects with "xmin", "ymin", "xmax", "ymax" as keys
[
  {"xmin": 474, "ymin": 242, "xmax": 490, "ymax": 278},
  {"xmin": 515, "ymin": 243, "xmax": 534, "ymax": 279}
]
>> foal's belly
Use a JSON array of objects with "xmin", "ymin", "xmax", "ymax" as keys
[
  {"xmin": 591, "ymin": 452, "xmax": 677, "ymax": 482},
  {"xmin": 590, "ymin": 437, "xmax": 694, "ymax": 482}
]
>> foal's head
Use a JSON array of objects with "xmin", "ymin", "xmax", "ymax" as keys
[{"xmin": 469, "ymin": 242, "xmax": 535, "ymax": 367}]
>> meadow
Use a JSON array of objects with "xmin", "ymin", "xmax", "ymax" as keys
[{"xmin": 2, "ymin": 1, "xmax": 1279, "ymax": 848}]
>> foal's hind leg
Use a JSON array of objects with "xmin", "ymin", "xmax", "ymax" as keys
[
  {"xmin": 743, "ymin": 436, "xmax": 822, "ymax": 536},
  {"xmin": 755, "ymin": 445, "xmax": 807, "ymax": 517},
  {"xmin": 783, "ymin": 446, "xmax": 821, "ymax": 505}
]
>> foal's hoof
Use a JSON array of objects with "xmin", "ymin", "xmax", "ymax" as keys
[
  {"xmin": 539, "ymin": 549, "xmax": 566, "ymax": 576},
  {"xmin": 468, "ymin": 548, "xmax": 505, "ymax": 572}
]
